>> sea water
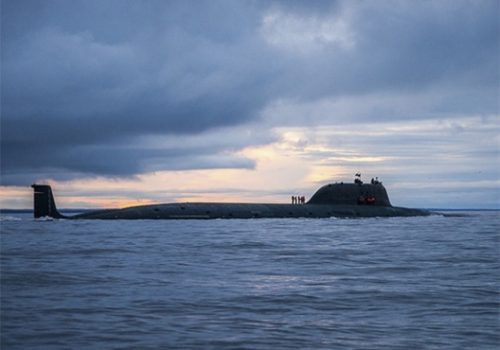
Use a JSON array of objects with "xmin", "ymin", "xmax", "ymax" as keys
[{"xmin": 1, "ymin": 212, "xmax": 499, "ymax": 349}]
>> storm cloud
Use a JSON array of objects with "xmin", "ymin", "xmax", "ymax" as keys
[{"xmin": 1, "ymin": 0, "xmax": 498, "ymax": 185}]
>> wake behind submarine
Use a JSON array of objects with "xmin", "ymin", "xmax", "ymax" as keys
[{"xmin": 32, "ymin": 175, "xmax": 431, "ymax": 219}]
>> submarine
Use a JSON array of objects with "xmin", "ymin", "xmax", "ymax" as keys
[{"xmin": 31, "ymin": 178, "xmax": 431, "ymax": 219}]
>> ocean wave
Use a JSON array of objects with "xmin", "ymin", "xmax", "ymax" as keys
[{"xmin": 0, "ymin": 215, "xmax": 23, "ymax": 221}]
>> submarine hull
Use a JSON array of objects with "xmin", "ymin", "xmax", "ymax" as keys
[
  {"xmin": 32, "ymin": 183, "xmax": 431, "ymax": 220},
  {"xmin": 72, "ymin": 203, "xmax": 430, "ymax": 220}
]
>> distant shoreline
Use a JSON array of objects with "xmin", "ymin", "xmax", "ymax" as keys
[
  {"xmin": 0, "ymin": 209, "xmax": 93, "ymax": 214},
  {"xmin": 2, "ymin": 208, "xmax": 499, "ymax": 214}
]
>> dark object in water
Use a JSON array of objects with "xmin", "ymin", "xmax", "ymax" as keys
[{"xmin": 31, "ymin": 183, "xmax": 431, "ymax": 220}]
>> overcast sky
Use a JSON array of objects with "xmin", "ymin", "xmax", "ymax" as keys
[{"xmin": 1, "ymin": 0, "xmax": 499, "ymax": 209}]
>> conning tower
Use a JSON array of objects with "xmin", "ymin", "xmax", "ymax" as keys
[{"xmin": 307, "ymin": 183, "xmax": 392, "ymax": 207}]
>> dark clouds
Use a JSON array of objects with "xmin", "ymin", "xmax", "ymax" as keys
[{"xmin": 1, "ymin": 0, "xmax": 498, "ymax": 185}]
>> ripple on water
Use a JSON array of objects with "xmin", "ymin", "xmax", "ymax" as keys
[{"xmin": 1, "ymin": 212, "xmax": 499, "ymax": 349}]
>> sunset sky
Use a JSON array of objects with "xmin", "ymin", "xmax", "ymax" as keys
[{"xmin": 1, "ymin": 0, "xmax": 499, "ymax": 209}]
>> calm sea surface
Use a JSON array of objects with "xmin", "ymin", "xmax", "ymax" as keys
[{"xmin": 1, "ymin": 212, "xmax": 499, "ymax": 349}]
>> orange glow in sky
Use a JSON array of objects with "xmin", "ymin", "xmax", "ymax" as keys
[{"xmin": 2, "ymin": 118, "xmax": 499, "ymax": 210}]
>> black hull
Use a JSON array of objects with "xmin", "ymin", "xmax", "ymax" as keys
[
  {"xmin": 32, "ymin": 183, "xmax": 431, "ymax": 220},
  {"xmin": 72, "ymin": 203, "xmax": 430, "ymax": 220}
]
